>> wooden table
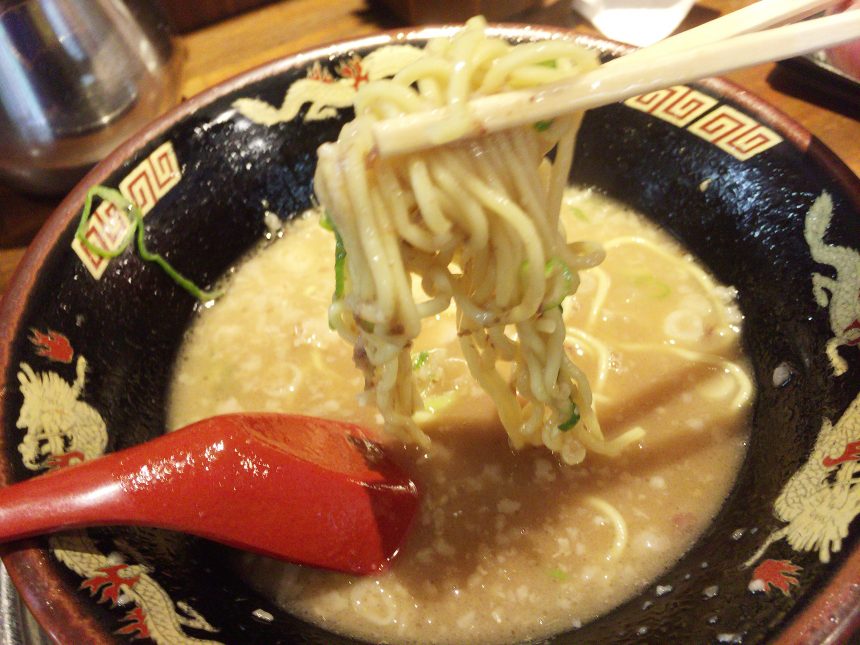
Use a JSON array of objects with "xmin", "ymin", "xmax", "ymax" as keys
[{"xmin": 1, "ymin": 0, "xmax": 858, "ymax": 295}]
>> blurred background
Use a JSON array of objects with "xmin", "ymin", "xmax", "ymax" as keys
[{"xmin": 0, "ymin": 0, "xmax": 857, "ymax": 292}]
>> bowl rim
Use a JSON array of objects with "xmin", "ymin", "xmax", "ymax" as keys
[{"xmin": 1, "ymin": 23, "xmax": 859, "ymax": 644}]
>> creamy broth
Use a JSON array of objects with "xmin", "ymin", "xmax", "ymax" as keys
[{"xmin": 168, "ymin": 188, "xmax": 751, "ymax": 644}]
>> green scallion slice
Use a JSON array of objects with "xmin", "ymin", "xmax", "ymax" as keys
[
  {"xmin": 75, "ymin": 186, "xmax": 222, "ymax": 302},
  {"xmin": 559, "ymin": 403, "xmax": 580, "ymax": 431},
  {"xmin": 412, "ymin": 351, "xmax": 430, "ymax": 370},
  {"xmin": 332, "ymin": 228, "xmax": 347, "ymax": 300}
]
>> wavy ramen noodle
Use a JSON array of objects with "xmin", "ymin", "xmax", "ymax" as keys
[{"xmin": 315, "ymin": 17, "xmax": 642, "ymax": 464}]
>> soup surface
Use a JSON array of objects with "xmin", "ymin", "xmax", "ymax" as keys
[{"xmin": 168, "ymin": 188, "xmax": 752, "ymax": 644}]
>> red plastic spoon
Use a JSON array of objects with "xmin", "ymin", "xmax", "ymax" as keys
[{"xmin": 0, "ymin": 413, "xmax": 419, "ymax": 574}]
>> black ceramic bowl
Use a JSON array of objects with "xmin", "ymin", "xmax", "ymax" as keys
[{"xmin": 1, "ymin": 25, "xmax": 859, "ymax": 645}]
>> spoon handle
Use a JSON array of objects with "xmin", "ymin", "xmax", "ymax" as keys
[{"xmin": 0, "ymin": 459, "xmax": 125, "ymax": 541}]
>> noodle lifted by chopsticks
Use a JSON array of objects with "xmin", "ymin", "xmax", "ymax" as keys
[{"xmin": 315, "ymin": 16, "xmax": 643, "ymax": 464}]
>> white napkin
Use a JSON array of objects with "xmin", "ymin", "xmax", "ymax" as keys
[{"xmin": 571, "ymin": 0, "xmax": 696, "ymax": 47}]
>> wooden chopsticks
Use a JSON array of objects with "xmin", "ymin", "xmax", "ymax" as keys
[{"xmin": 372, "ymin": 0, "xmax": 857, "ymax": 157}]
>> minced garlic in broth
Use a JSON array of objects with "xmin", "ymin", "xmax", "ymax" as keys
[{"xmin": 168, "ymin": 187, "xmax": 751, "ymax": 644}]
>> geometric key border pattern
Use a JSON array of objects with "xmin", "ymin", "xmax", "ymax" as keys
[
  {"xmin": 625, "ymin": 85, "xmax": 783, "ymax": 161},
  {"xmin": 72, "ymin": 141, "xmax": 181, "ymax": 280},
  {"xmin": 69, "ymin": 86, "xmax": 780, "ymax": 280}
]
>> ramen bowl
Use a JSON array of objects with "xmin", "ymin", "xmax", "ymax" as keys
[{"xmin": 1, "ymin": 25, "xmax": 859, "ymax": 645}]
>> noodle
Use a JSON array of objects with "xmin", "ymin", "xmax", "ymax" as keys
[
  {"xmin": 315, "ymin": 16, "xmax": 641, "ymax": 463},
  {"xmin": 584, "ymin": 266, "xmax": 612, "ymax": 329},
  {"xmin": 585, "ymin": 496, "xmax": 628, "ymax": 561}
]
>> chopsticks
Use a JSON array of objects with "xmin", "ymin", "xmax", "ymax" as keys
[{"xmin": 372, "ymin": 0, "xmax": 858, "ymax": 157}]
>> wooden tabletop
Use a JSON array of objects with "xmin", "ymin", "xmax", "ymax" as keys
[{"xmin": 1, "ymin": 0, "xmax": 858, "ymax": 296}]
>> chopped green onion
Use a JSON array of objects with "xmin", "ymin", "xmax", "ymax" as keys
[
  {"xmin": 319, "ymin": 210, "xmax": 335, "ymax": 231},
  {"xmin": 632, "ymin": 274, "xmax": 671, "ymax": 299},
  {"xmin": 549, "ymin": 568, "xmax": 568, "ymax": 581},
  {"xmin": 542, "ymin": 258, "xmax": 576, "ymax": 311},
  {"xmin": 537, "ymin": 59, "xmax": 557, "ymax": 68},
  {"xmin": 534, "ymin": 119, "xmax": 554, "ymax": 132},
  {"xmin": 570, "ymin": 206, "xmax": 589, "ymax": 222},
  {"xmin": 332, "ymin": 227, "xmax": 347, "ymax": 300},
  {"xmin": 320, "ymin": 210, "xmax": 348, "ymax": 301},
  {"xmin": 412, "ymin": 351, "xmax": 430, "ymax": 370},
  {"xmin": 423, "ymin": 391, "xmax": 456, "ymax": 414},
  {"xmin": 75, "ymin": 185, "xmax": 222, "ymax": 301},
  {"xmin": 419, "ymin": 390, "xmax": 457, "ymax": 420},
  {"xmin": 545, "ymin": 258, "xmax": 574, "ymax": 284},
  {"xmin": 559, "ymin": 403, "xmax": 580, "ymax": 431},
  {"xmin": 413, "ymin": 391, "xmax": 459, "ymax": 423}
]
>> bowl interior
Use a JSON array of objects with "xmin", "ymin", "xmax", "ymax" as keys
[{"xmin": 2, "ymin": 27, "xmax": 859, "ymax": 644}]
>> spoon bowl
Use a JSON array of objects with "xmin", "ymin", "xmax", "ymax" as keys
[{"xmin": 0, "ymin": 413, "xmax": 419, "ymax": 574}]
